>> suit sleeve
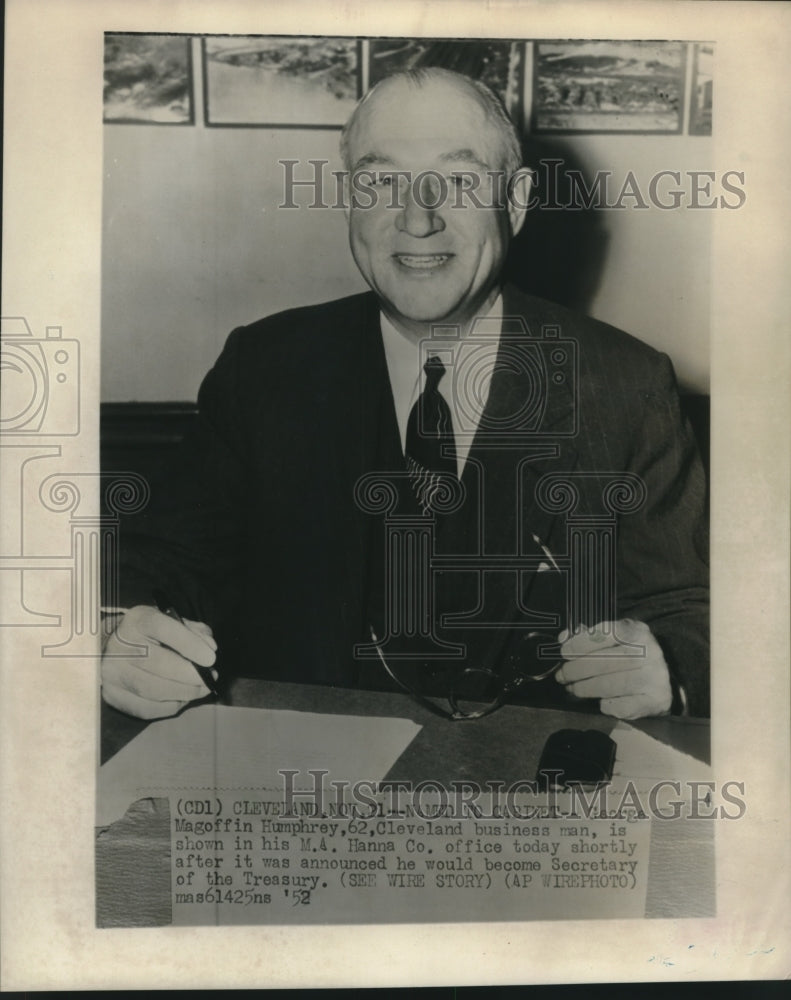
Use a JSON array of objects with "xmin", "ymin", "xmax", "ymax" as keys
[
  {"xmin": 614, "ymin": 353, "xmax": 710, "ymax": 716},
  {"xmin": 116, "ymin": 327, "xmax": 253, "ymax": 628}
]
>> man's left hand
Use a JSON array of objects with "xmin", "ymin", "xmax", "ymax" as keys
[{"xmin": 555, "ymin": 619, "xmax": 672, "ymax": 719}]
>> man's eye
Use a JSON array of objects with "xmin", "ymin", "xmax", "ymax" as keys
[
  {"xmin": 448, "ymin": 175, "xmax": 466, "ymax": 188},
  {"xmin": 374, "ymin": 174, "xmax": 394, "ymax": 187}
]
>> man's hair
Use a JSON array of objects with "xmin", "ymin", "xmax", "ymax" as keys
[{"xmin": 339, "ymin": 66, "xmax": 523, "ymax": 176}]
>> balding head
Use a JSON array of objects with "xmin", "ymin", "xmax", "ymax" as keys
[{"xmin": 340, "ymin": 67, "xmax": 523, "ymax": 178}]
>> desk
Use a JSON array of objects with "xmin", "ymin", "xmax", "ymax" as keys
[{"xmin": 98, "ymin": 680, "xmax": 713, "ymax": 926}]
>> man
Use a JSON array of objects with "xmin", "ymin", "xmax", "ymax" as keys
[{"xmin": 102, "ymin": 68, "xmax": 708, "ymax": 721}]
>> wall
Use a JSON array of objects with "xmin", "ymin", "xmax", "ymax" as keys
[{"xmin": 101, "ymin": 100, "xmax": 712, "ymax": 400}]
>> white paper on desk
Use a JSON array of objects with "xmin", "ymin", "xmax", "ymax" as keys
[
  {"xmin": 97, "ymin": 705, "xmax": 421, "ymax": 828},
  {"xmin": 610, "ymin": 721, "xmax": 712, "ymax": 793}
]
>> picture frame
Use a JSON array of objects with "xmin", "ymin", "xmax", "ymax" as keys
[
  {"xmin": 689, "ymin": 42, "xmax": 713, "ymax": 136},
  {"xmin": 203, "ymin": 35, "xmax": 363, "ymax": 128},
  {"xmin": 368, "ymin": 38, "xmax": 524, "ymax": 121},
  {"xmin": 103, "ymin": 32, "xmax": 194, "ymax": 125},
  {"xmin": 531, "ymin": 39, "xmax": 686, "ymax": 135}
]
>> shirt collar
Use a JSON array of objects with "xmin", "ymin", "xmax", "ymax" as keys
[
  {"xmin": 379, "ymin": 293, "xmax": 504, "ymax": 373},
  {"xmin": 379, "ymin": 295, "xmax": 504, "ymax": 469}
]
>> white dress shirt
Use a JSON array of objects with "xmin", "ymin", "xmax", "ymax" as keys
[{"xmin": 380, "ymin": 295, "xmax": 503, "ymax": 478}]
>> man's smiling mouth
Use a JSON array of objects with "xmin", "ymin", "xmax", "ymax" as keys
[{"xmin": 393, "ymin": 253, "xmax": 453, "ymax": 270}]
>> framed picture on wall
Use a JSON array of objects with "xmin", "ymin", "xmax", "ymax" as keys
[
  {"xmin": 103, "ymin": 33, "xmax": 194, "ymax": 124},
  {"xmin": 689, "ymin": 42, "xmax": 713, "ymax": 135},
  {"xmin": 531, "ymin": 39, "xmax": 686, "ymax": 134},
  {"xmin": 203, "ymin": 35, "xmax": 363, "ymax": 127},
  {"xmin": 368, "ymin": 38, "xmax": 524, "ymax": 120}
]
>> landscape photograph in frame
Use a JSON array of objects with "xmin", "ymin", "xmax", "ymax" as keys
[
  {"xmin": 368, "ymin": 38, "xmax": 524, "ymax": 120},
  {"xmin": 532, "ymin": 39, "xmax": 686, "ymax": 134},
  {"xmin": 203, "ymin": 35, "xmax": 362, "ymax": 127},
  {"xmin": 103, "ymin": 33, "xmax": 193, "ymax": 124}
]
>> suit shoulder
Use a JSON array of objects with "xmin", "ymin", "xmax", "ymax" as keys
[
  {"xmin": 505, "ymin": 287, "xmax": 668, "ymax": 379},
  {"xmin": 229, "ymin": 291, "xmax": 378, "ymax": 353},
  {"xmin": 200, "ymin": 291, "xmax": 379, "ymax": 405}
]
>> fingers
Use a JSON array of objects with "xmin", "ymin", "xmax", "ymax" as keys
[
  {"xmin": 559, "ymin": 619, "xmax": 649, "ymax": 658},
  {"xmin": 556, "ymin": 652, "xmax": 644, "ymax": 685},
  {"xmin": 102, "ymin": 605, "xmax": 218, "ymax": 720},
  {"xmin": 557, "ymin": 621, "xmax": 650, "ymax": 684},
  {"xmin": 184, "ymin": 618, "xmax": 216, "ymax": 644},
  {"xmin": 103, "ymin": 646, "xmax": 210, "ymax": 701},
  {"xmin": 555, "ymin": 619, "xmax": 672, "ymax": 719},
  {"xmin": 118, "ymin": 606, "xmax": 217, "ymax": 668},
  {"xmin": 559, "ymin": 665, "xmax": 647, "ymax": 699}
]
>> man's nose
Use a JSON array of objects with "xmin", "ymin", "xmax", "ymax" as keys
[{"xmin": 395, "ymin": 177, "xmax": 446, "ymax": 237}]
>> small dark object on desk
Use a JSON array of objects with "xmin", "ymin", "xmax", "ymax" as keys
[{"xmin": 536, "ymin": 728, "xmax": 617, "ymax": 789}]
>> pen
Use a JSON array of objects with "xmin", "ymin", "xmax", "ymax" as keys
[{"xmin": 153, "ymin": 589, "xmax": 219, "ymax": 697}]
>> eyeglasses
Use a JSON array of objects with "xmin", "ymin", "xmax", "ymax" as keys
[{"xmin": 369, "ymin": 627, "xmax": 564, "ymax": 721}]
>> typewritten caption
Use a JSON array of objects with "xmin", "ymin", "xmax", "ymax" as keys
[{"xmin": 170, "ymin": 791, "xmax": 651, "ymax": 924}]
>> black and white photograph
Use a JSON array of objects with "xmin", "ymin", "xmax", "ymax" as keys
[
  {"xmin": 689, "ymin": 42, "xmax": 713, "ymax": 137},
  {"xmin": 531, "ymin": 40, "xmax": 686, "ymax": 133},
  {"xmin": 203, "ymin": 35, "xmax": 362, "ymax": 127},
  {"xmin": 103, "ymin": 32, "xmax": 194, "ymax": 124},
  {"xmin": 97, "ymin": 28, "xmax": 716, "ymax": 929},
  {"xmin": 369, "ymin": 37, "xmax": 524, "ymax": 118},
  {"xmin": 1, "ymin": 0, "xmax": 789, "ymax": 989}
]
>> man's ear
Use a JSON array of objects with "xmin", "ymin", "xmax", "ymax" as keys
[{"xmin": 507, "ymin": 168, "xmax": 534, "ymax": 238}]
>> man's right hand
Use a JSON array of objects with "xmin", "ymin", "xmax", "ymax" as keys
[{"xmin": 101, "ymin": 605, "xmax": 218, "ymax": 719}]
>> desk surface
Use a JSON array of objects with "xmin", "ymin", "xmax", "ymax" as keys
[
  {"xmin": 98, "ymin": 681, "xmax": 713, "ymax": 926},
  {"xmin": 102, "ymin": 678, "xmax": 710, "ymax": 773}
]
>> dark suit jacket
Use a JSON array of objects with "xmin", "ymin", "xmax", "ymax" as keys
[{"xmin": 120, "ymin": 286, "xmax": 709, "ymax": 715}]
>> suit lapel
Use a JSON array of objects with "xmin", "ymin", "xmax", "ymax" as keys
[
  {"xmin": 454, "ymin": 286, "xmax": 579, "ymax": 643},
  {"xmin": 465, "ymin": 286, "xmax": 578, "ymax": 547}
]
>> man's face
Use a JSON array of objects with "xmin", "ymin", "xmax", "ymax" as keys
[{"xmin": 344, "ymin": 76, "xmax": 525, "ymax": 334}]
